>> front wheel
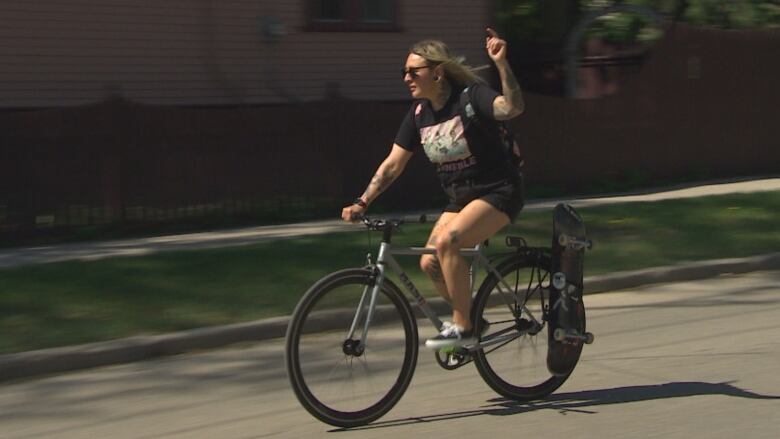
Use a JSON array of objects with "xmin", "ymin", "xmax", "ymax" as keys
[
  {"xmin": 472, "ymin": 254, "xmax": 585, "ymax": 401},
  {"xmin": 285, "ymin": 268, "xmax": 418, "ymax": 428}
]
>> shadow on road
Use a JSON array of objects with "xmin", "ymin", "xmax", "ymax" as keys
[{"xmin": 332, "ymin": 381, "xmax": 780, "ymax": 432}]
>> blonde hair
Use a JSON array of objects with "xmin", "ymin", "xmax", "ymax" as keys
[{"xmin": 410, "ymin": 40, "xmax": 487, "ymax": 88}]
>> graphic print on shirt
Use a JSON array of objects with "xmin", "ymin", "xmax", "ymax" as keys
[{"xmin": 419, "ymin": 115, "xmax": 473, "ymax": 164}]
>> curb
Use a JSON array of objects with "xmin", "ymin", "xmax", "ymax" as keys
[
  {"xmin": 2, "ymin": 252, "xmax": 779, "ymax": 383},
  {"xmin": 586, "ymin": 252, "xmax": 780, "ymax": 293}
]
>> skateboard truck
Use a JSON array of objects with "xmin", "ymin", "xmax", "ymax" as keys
[
  {"xmin": 558, "ymin": 234, "xmax": 593, "ymax": 250},
  {"xmin": 553, "ymin": 328, "xmax": 595, "ymax": 344},
  {"xmin": 550, "ymin": 272, "xmax": 594, "ymax": 345}
]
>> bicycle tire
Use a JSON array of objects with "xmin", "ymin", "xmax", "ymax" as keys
[
  {"xmin": 472, "ymin": 254, "xmax": 585, "ymax": 400},
  {"xmin": 285, "ymin": 268, "xmax": 418, "ymax": 428}
]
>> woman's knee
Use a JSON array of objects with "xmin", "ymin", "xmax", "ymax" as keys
[{"xmin": 435, "ymin": 226, "xmax": 462, "ymax": 256}]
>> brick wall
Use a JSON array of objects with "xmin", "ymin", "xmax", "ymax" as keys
[{"xmin": 0, "ymin": 0, "xmax": 491, "ymax": 107}]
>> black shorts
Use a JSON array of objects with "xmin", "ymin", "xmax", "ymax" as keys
[{"xmin": 441, "ymin": 175, "xmax": 525, "ymax": 222}]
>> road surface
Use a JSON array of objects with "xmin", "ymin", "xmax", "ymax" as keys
[{"xmin": 2, "ymin": 270, "xmax": 779, "ymax": 438}]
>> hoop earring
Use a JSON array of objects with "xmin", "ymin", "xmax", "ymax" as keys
[{"xmin": 433, "ymin": 75, "xmax": 440, "ymax": 81}]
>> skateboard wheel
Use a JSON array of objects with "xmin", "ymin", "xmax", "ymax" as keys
[
  {"xmin": 553, "ymin": 328, "xmax": 567, "ymax": 342},
  {"xmin": 552, "ymin": 272, "xmax": 567, "ymax": 290},
  {"xmin": 585, "ymin": 332, "xmax": 595, "ymax": 344},
  {"xmin": 558, "ymin": 235, "xmax": 569, "ymax": 246}
]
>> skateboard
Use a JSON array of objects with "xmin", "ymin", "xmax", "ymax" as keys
[{"xmin": 547, "ymin": 203, "xmax": 594, "ymax": 376}]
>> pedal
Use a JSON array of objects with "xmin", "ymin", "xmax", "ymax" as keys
[
  {"xmin": 553, "ymin": 328, "xmax": 595, "ymax": 344},
  {"xmin": 434, "ymin": 347, "xmax": 471, "ymax": 370}
]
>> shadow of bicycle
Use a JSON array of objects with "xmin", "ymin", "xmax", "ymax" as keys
[{"xmin": 331, "ymin": 381, "xmax": 780, "ymax": 432}]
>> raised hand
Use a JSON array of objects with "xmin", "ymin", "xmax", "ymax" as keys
[{"xmin": 485, "ymin": 27, "xmax": 507, "ymax": 63}]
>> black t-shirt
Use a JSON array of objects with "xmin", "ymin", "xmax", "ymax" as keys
[{"xmin": 394, "ymin": 83, "xmax": 512, "ymax": 186}]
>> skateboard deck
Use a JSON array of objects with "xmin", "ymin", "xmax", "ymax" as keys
[{"xmin": 547, "ymin": 203, "xmax": 587, "ymax": 376}]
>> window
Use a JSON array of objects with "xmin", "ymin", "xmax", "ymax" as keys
[{"xmin": 307, "ymin": 0, "xmax": 399, "ymax": 31}]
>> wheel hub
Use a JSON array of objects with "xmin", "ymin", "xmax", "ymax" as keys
[{"xmin": 342, "ymin": 339, "xmax": 365, "ymax": 357}]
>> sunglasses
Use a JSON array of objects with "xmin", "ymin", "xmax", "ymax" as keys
[{"xmin": 402, "ymin": 65, "xmax": 432, "ymax": 79}]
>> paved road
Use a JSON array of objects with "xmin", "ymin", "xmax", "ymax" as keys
[{"xmin": 2, "ymin": 271, "xmax": 779, "ymax": 438}]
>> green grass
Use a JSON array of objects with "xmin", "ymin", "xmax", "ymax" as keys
[{"xmin": 1, "ymin": 191, "xmax": 779, "ymax": 354}]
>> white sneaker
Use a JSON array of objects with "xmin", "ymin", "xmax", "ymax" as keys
[{"xmin": 425, "ymin": 323, "xmax": 476, "ymax": 350}]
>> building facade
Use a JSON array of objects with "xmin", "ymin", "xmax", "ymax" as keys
[{"xmin": 0, "ymin": 0, "xmax": 494, "ymax": 108}]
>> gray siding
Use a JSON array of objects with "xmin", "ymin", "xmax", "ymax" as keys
[{"xmin": 0, "ymin": 0, "xmax": 492, "ymax": 107}]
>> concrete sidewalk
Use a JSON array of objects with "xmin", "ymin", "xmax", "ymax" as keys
[{"xmin": 1, "ymin": 177, "xmax": 778, "ymax": 269}]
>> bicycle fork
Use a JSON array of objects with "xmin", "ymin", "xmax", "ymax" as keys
[
  {"xmin": 346, "ymin": 242, "xmax": 450, "ymax": 354},
  {"xmin": 344, "ymin": 269, "xmax": 382, "ymax": 356}
]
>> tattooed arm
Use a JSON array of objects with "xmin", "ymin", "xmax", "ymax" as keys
[
  {"xmin": 342, "ymin": 144, "xmax": 413, "ymax": 221},
  {"xmin": 486, "ymin": 27, "xmax": 525, "ymax": 121},
  {"xmin": 492, "ymin": 60, "xmax": 525, "ymax": 120}
]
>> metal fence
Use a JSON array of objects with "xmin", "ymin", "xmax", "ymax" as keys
[{"xmin": 1, "ymin": 25, "xmax": 778, "ymax": 237}]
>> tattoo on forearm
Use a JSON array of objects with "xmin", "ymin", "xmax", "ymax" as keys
[
  {"xmin": 368, "ymin": 170, "xmax": 396, "ymax": 195},
  {"xmin": 369, "ymin": 173, "xmax": 385, "ymax": 189},
  {"xmin": 503, "ymin": 73, "xmax": 521, "ymax": 92},
  {"xmin": 361, "ymin": 171, "xmax": 388, "ymax": 205},
  {"xmin": 494, "ymin": 63, "xmax": 524, "ymax": 118},
  {"xmin": 502, "ymin": 71, "xmax": 524, "ymax": 109}
]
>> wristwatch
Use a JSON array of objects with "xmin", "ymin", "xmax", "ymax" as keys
[{"xmin": 353, "ymin": 197, "xmax": 368, "ymax": 208}]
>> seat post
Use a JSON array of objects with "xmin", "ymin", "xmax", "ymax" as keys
[{"xmin": 469, "ymin": 243, "xmax": 484, "ymax": 293}]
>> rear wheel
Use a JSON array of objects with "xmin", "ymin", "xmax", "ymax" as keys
[
  {"xmin": 472, "ymin": 254, "xmax": 583, "ymax": 400},
  {"xmin": 285, "ymin": 268, "xmax": 418, "ymax": 428}
]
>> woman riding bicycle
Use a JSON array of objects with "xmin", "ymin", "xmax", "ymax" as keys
[{"xmin": 341, "ymin": 28, "xmax": 525, "ymax": 350}]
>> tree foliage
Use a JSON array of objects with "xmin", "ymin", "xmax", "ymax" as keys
[
  {"xmin": 497, "ymin": 0, "xmax": 780, "ymax": 49},
  {"xmin": 681, "ymin": 0, "xmax": 780, "ymax": 29}
]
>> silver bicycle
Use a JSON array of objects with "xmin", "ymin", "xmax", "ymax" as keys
[{"xmin": 285, "ymin": 214, "xmax": 593, "ymax": 428}]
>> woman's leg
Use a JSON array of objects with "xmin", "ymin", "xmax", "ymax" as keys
[
  {"xmin": 435, "ymin": 199, "xmax": 510, "ymax": 332},
  {"xmin": 420, "ymin": 212, "xmax": 458, "ymax": 303}
]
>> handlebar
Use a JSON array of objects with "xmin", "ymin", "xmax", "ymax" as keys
[{"xmin": 356, "ymin": 214, "xmax": 437, "ymax": 231}]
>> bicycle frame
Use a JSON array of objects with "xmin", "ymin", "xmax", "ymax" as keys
[
  {"xmin": 287, "ymin": 209, "xmax": 593, "ymax": 428},
  {"xmin": 347, "ymin": 240, "xmax": 545, "ymax": 352}
]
